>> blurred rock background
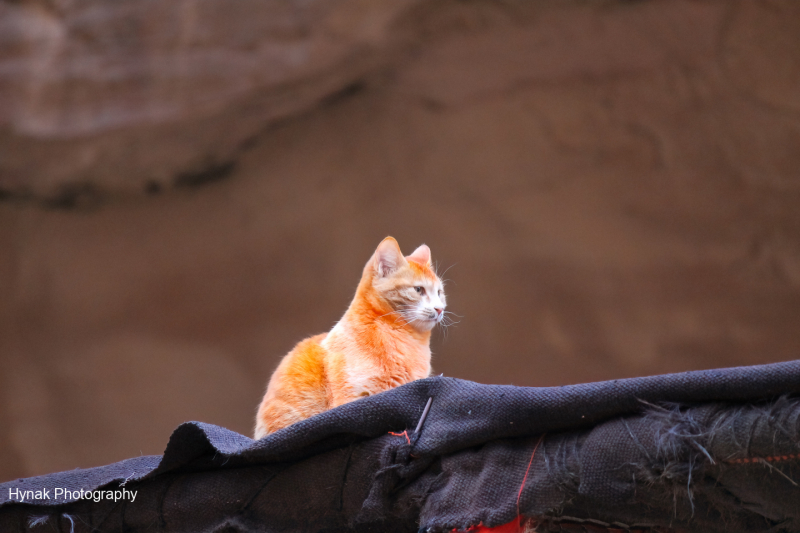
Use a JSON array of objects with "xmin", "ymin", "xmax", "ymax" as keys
[{"xmin": 1, "ymin": 0, "xmax": 799, "ymax": 481}]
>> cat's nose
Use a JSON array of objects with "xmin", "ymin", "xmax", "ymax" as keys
[{"xmin": 434, "ymin": 308, "xmax": 444, "ymax": 317}]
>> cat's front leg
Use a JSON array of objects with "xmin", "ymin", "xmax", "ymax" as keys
[{"xmin": 329, "ymin": 379, "xmax": 374, "ymax": 408}]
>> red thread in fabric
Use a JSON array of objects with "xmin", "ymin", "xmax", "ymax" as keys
[
  {"xmin": 464, "ymin": 517, "xmax": 522, "ymax": 533},
  {"xmin": 389, "ymin": 430, "xmax": 411, "ymax": 444},
  {"xmin": 726, "ymin": 453, "xmax": 800, "ymax": 464},
  {"xmin": 517, "ymin": 434, "xmax": 545, "ymax": 518},
  {"xmin": 454, "ymin": 435, "xmax": 546, "ymax": 533}
]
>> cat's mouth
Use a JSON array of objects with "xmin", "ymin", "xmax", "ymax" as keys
[
  {"xmin": 427, "ymin": 313, "xmax": 444, "ymax": 324},
  {"xmin": 414, "ymin": 317, "xmax": 439, "ymax": 331}
]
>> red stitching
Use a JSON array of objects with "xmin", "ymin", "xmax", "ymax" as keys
[
  {"xmin": 516, "ymin": 435, "xmax": 545, "ymax": 524},
  {"xmin": 389, "ymin": 430, "xmax": 411, "ymax": 445},
  {"xmin": 726, "ymin": 453, "xmax": 800, "ymax": 464}
]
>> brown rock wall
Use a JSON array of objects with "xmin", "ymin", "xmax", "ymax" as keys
[
  {"xmin": 0, "ymin": 0, "xmax": 421, "ymax": 196},
  {"xmin": 1, "ymin": 0, "xmax": 799, "ymax": 480}
]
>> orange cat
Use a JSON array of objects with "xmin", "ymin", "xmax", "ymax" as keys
[{"xmin": 254, "ymin": 237, "xmax": 447, "ymax": 438}]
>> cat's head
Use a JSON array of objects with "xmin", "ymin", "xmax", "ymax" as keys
[{"xmin": 363, "ymin": 237, "xmax": 447, "ymax": 332}]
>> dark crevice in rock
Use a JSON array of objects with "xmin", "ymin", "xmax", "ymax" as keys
[
  {"xmin": 43, "ymin": 182, "xmax": 106, "ymax": 211},
  {"xmin": 174, "ymin": 160, "xmax": 236, "ymax": 189},
  {"xmin": 319, "ymin": 81, "xmax": 367, "ymax": 107},
  {"xmin": 2, "ymin": 0, "xmax": 64, "ymax": 17},
  {"xmin": 418, "ymin": 97, "xmax": 447, "ymax": 112},
  {"xmin": 144, "ymin": 181, "xmax": 163, "ymax": 196},
  {"xmin": 0, "ymin": 157, "xmax": 238, "ymax": 210},
  {"xmin": 234, "ymin": 77, "xmax": 375, "ymax": 156},
  {"xmin": 238, "ymin": 134, "xmax": 261, "ymax": 152},
  {"xmin": 0, "ymin": 188, "xmax": 34, "ymax": 206}
]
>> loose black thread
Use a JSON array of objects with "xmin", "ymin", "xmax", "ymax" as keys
[
  {"xmin": 415, "ymin": 397, "xmax": 434, "ymax": 435},
  {"xmin": 755, "ymin": 458, "xmax": 798, "ymax": 487},
  {"xmin": 86, "ymin": 500, "xmax": 94, "ymax": 533},
  {"xmin": 119, "ymin": 494, "xmax": 128, "ymax": 533},
  {"xmin": 238, "ymin": 467, "xmax": 283, "ymax": 513},
  {"xmin": 91, "ymin": 501, "xmax": 124, "ymax": 533},
  {"xmin": 746, "ymin": 407, "xmax": 760, "ymax": 459},
  {"xmin": 338, "ymin": 443, "xmax": 357, "ymax": 512},
  {"xmin": 389, "ymin": 396, "xmax": 433, "ymax": 448},
  {"xmin": 158, "ymin": 476, "xmax": 178, "ymax": 531}
]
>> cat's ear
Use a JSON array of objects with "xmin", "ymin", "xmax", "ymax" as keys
[
  {"xmin": 406, "ymin": 244, "xmax": 431, "ymax": 266},
  {"xmin": 373, "ymin": 237, "xmax": 406, "ymax": 277}
]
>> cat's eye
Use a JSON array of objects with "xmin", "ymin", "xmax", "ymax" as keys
[
  {"xmin": 438, "ymin": 290, "xmax": 443, "ymax": 296},
  {"xmin": 414, "ymin": 286, "xmax": 425, "ymax": 295}
]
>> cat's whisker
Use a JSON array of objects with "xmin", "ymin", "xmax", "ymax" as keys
[
  {"xmin": 439, "ymin": 313, "xmax": 460, "ymax": 326},
  {"xmin": 376, "ymin": 310, "xmax": 399, "ymax": 319},
  {"xmin": 402, "ymin": 315, "xmax": 422, "ymax": 326},
  {"xmin": 436, "ymin": 321, "xmax": 451, "ymax": 342},
  {"xmin": 395, "ymin": 308, "xmax": 414, "ymax": 315},
  {"xmin": 438, "ymin": 262, "xmax": 457, "ymax": 279},
  {"xmin": 393, "ymin": 311, "xmax": 417, "ymax": 328}
]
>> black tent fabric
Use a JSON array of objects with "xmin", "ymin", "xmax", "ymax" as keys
[{"xmin": 2, "ymin": 360, "xmax": 800, "ymax": 533}]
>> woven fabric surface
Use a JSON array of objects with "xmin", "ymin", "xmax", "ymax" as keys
[{"xmin": 1, "ymin": 360, "xmax": 799, "ymax": 532}]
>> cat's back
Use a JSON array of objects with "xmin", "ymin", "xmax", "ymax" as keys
[
  {"xmin": 255, "ymin": 332, "xmax": 329, "ymax": 438},
  {"xmin": 277, "ymin": 333, "xmax": 328, "ymax": 388}
]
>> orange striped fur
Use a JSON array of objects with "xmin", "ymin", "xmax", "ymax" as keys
[{"xmin": 255, "ymin": 237, "xmax": 447, "ymax": 438}]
